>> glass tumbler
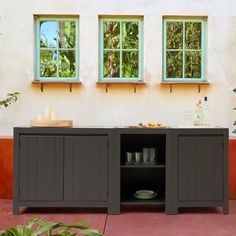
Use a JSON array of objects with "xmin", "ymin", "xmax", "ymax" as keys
[
  {"xmin": 143, "ymin": 148, "xmax": 150, "ymax": 165},
  {"xmin": 134, "ymin": 152, "xmax": 142, "ymax": 165},
  {"xmin": 149, "ymin": 148, "xmax": 157, "ymax": 165},
  {"xmin": 125, "ymin": 152, "xmax": 134, "ymax": 165}
]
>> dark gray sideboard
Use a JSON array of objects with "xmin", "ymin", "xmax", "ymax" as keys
[{"xmin": 13, "ymin": 127, "xmax": 228, "ymax": 215}]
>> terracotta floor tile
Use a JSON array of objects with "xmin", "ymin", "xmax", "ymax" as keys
[{"xmin": 1, "ymin": 200, "xmax": 236, "ymax": 236}]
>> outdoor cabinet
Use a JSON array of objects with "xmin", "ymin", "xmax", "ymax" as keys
[
  {"xmin": 13, "ymin": 128, "xmax": 114, "ymax": 215},
  {"xmin": 14, "ymin": 127, "xmax": 228, "ymax": 215},
  {"xmin": 169, "ymin": 129, "xmax": 229, "ymax": 214}
]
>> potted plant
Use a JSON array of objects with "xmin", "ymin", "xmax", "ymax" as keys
[{"xmin": 0, "ymin": 217, "xmax": 103, "ymax": 236}]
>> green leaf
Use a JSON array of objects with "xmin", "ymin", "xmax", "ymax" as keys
[
  {"xmin": 5, "ymin": 228, "xmax": 19, "ymax": 236},
  {"xmin": 32, "ymin": 222, "xmax": 60, "ymax": 236},
  {"xmin": 234, "ymin": 121, "xmax": 236, "ymax": 126},
  {"xmin": 0, "ymin": 232, "xmax": 7, "ymax": 236},
  {"xmin": 233, "ymin": 88, "xmax": 236, "ymax": 93},
  {"xmin": 0, "ymin": 92, "xmax": 20, "ymax": 108},
  {"xmin": 233, "ymin": 129, "xmax": 236, "ymax": 133},
  {"xmin": 79, "ymin": 229, "xmax": 103, "ymax": 236}
]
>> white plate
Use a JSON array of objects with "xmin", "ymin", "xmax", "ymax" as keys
[
  {"xmin": 135, "ymin": 190, "xmax": 155, "ymax": 196},
  {"xmin": 133, "ymin": 192, "xmax": 157, "ymax": 200}
]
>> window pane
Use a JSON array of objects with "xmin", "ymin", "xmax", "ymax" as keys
[
  {"xmin": 40, "ymin": 50, "xmax": 57, "ymax": 77},
  {"xmin": 103, "ymin": 51, "xmax": 120, "ymax": 77},
  {"xmin": 166, "ymin": 22, "xmax": 183, "ymax": 49},
  {"xmin": 122, "ymin": 51, "xmax": 139, "ymax": 78},
  {"xmin": 166, "ymin": 51, "xmax": 183, "ymax": 78},
  {"xmin": 59, "ymin": 50, "xmax": 76, "ymax": 77},
  {"xmin": 122, "ymin": 22, "xmax": 139, "ymax": 49},
  {"xmin": 40, "ymin": 21, "xmax": 57, "ymax": 48},
  {"xmin": 185, "ymin": 22, "xmax": 201, "ymax": 49},
  {"xmin": 58, "ymin": 21, "xmax": 76, "ymax": 49},
  {"xmin": 185, "ymin": 51, "xmax": 201, "ymax": 78},
  {"xmin": 103, "ymin": 22, "xmax": 120, "ymax": 49}
]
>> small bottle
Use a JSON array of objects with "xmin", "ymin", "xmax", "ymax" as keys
[
  {"xmin": 202, "ymin": 96, "xmax": 209, "ymax": 126},
  {"xmin": 193, "ymin": 100, "xmax": 204, "ymax": 126}
]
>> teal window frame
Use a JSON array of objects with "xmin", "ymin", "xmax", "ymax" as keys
[
  {"xmin": 163, "ymin": 17, "xmax": 207, "ymax": 82},
  {"xmin": 99, "ymin": 17, "xmax": 144, "ymax": 82},
  {"xmin": 35, "ymin": 16, "xmax": 79, "ymax": 82}
]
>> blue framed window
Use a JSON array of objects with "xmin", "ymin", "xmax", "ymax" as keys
[
  {"xmin": 99, "ymin": 17, "xmax": 143, "ymax": 82},
  {"xmin": 163, "ymin": 17, "xmax": 207, "ymax": 82},
  {"xmin": 35, "ymin": 17, "xmax": 79, "ymax": 81}
]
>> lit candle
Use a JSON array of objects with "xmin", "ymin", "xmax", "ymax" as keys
[
  {"xmin": 51, "ymin": 111, "xmax": 57, "ymax": 120},
  {"xmin": 44, "ymin": 107, "xmax": 52, "ymax": 120}
]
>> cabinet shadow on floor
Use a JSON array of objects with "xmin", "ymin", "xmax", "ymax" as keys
[{"xmin": 20, "ymin": 207, "xmax": 107, "ymax": 215}]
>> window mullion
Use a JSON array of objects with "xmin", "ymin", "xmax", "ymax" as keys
[
  {"xmin": 163, "ymin": 20, "xmax": 167, "ymax": 81},
  {"xmin": 182, "ymin": 21, "xmax": 185, "ymax": 80},
  {"xmin": 56, "ymin": 20, "xmax": 59, "ymax": 78},
  {"xmin": 75, "ymin": 19, "xmax": 79, "ymax": 80},
  {"xmin": 36, "ymin": 20, "xmax": 40, "ymax": 79},
  {"xmin": 138, "ymin": 20, "xmax": 141, "ymax": 80},
  {"xmin": 120, "ymin": 20, "xmax": 122, "ymax": 79},
  {"xmin": 101, "ymin": 20, "xmax": 104, "ymax": 80},
  {"xmin": 201, "ymin": 21, "xmax": 204, "ymax": 81}
]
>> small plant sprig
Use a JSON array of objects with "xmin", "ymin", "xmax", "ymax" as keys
[
  {"xmin": 0, "ymin": 92, "xmax": 20, "ymax": 108},
  {"xmin": 0, "ymin": 217, "xmax": 103, "ymax": 236}
]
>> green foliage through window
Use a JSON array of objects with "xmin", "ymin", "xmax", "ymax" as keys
[
  {"xmin": 163, "ymin": 18, "xmax": 206, "ymax": 81},
  {"xmin": 100, "ymin": 18, "xmax": 143, "ymax": 81},
  {"xmin": 36, "ymin": 17, "xmax": 79, "ymax": 81}
]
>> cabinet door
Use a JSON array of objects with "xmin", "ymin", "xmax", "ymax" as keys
[
  {"xmin": 64, "ymin": 136, "xmax": 108, "ymax": 202},
  {"xmin": 178, "ymin": 135, "xmax": 223, "ymax": 201},
  {"xmin": 19, "ymin": 136, "xmax": 63, "ymax": 201}
]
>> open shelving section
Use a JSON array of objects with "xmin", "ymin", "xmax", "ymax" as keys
[{"xmin": 120, "ymin": 133, "xmax": 166, "ymax": 205}]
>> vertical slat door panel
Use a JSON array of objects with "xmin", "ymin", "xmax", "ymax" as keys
[
  {"xmin": 64, "ymin": 136, "xmax": 108, "ymax": 202},
  {"xmin": 178, "ymin": 135, "xmax": 223, "ymax": 201},
  {"xmin": 19, "ymin": 136, "xmax": 63, "ymax": 201}
]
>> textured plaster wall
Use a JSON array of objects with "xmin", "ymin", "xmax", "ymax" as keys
[{"xmin": 0, "ymin": 0, "xmax": 236, "ymax": 135}]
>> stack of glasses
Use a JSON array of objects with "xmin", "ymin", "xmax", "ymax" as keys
[{"xmin": 125, "ymin": 148, "xmax": 157, "ymax": 165}]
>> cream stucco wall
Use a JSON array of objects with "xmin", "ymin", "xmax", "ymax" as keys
[{"xmin": 0, "ymin": 0, "xmax": 236, "ymax": 135}]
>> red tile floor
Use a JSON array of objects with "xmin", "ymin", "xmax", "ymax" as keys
[{"xmin": 1, "ymin": 199, "xmax": 236, "ymax": 236}]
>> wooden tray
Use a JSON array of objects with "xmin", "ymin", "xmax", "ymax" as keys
[{"xmin": 30, "ymin": 120, "xmax": 73, "ymax": 127}]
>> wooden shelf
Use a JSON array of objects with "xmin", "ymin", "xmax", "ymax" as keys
[
  {"xmin": 32, "ymin": 81, "xmax": 82, "ymax": 92},
  {"xmin": 121, "ymin": 196, "xmax": 165, "ymax": 205},
  {"xmin": 121, "ymin": 164, "xmax": 166, "ymax": 168},
  {"xmin": 160, "ymin": 82, "xmax": 209, "ymax": 93},
  {"xmin": 96, "ymin": 81, "xmax": 145, "ymax": 93}
]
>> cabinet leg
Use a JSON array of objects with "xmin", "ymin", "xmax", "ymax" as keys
[
  {"xmin": 108, "ymin": 206, "xmax": 120, "ymax": 215},
  {"xmin": 13, "ymin": 204, "xmax": 19, "ymax": 215},
  {"xmin": 223, "ymin": 204, "xmax": 229, "ymax": 215},
  {"xmin": 165, "ymin": 206, "xmax": 178, "ymax": 215}
]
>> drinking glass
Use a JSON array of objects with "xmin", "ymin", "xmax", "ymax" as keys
[
  {"xmin": 149, "ymin": 148, "xmax": 157, "ymax": 165},
  {"xmin": 143, "ymin": 148, "xmax": 150, "ymax": 165},
  {"xmin": 125, "ymin": 152, "xmax": 134, "ymax": 165},
  {"xmin": 134, "ymin": 152, "xmax": 142, "ymax": 165}
]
